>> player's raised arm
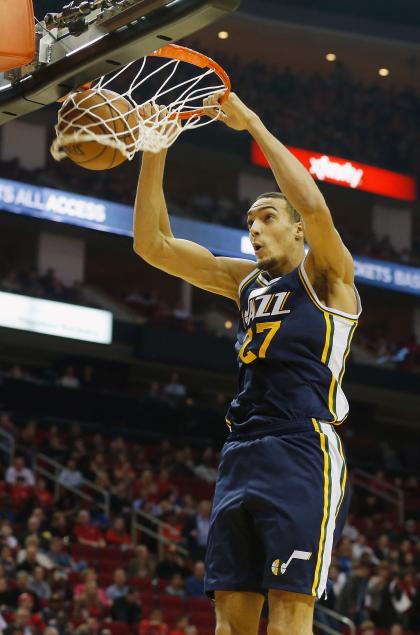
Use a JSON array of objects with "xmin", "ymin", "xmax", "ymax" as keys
[
  {"xmin": 205, "ymin": 92, "xmax": 354, "ymax": 290},
  {"xmin": 132, "ymin": 147, "xmax": 255, "ymax": 303}
]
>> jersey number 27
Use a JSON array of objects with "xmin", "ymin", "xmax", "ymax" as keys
[{"xmin": 239, "ymin": 321, "xmax": 281, "ymax": 364}]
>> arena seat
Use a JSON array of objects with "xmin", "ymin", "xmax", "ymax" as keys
[
  {"xmin": 185, "ymin": 596, "xmax": 212, "ymax": 612},
  {"xmin": 100, "ymin": 622, "xmax": 130, "ymax": 635},
  {"xmin": 127, "ymin": 577, "xmax": 153, "ymax": 591},
  {"xmin": 158, "ymin": 594, "xmax": 185, "ymax": 610},
  {"xmin": 189, "ymin": 611, "xmax": 214, "ymax": 628}
]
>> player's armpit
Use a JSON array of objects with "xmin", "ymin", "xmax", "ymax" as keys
[
  {"xmin": 135, "ymin": 235, "xmax": 256, "ymax": 302},
  {"xmin": 301, "ymin": 204, "xmax": 354, "ymax": 285}
]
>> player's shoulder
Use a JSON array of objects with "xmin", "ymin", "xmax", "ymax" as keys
[{"xmin": 216, "ymin": 257, "xmax": 257, "ymax": 292}]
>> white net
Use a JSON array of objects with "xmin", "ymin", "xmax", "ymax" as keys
[{"xmin": 50, "ymin": 45, "xmax": 229, "ymax": 162}]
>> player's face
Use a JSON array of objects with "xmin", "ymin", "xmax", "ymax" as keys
[{"xmin": 247, "ymin": 197, "xmax": 301, "ymax": 273}]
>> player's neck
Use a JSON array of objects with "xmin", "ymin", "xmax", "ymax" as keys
[{"xmin": 266, "ymin": 247, "xmax": 304, "ymax": 278}]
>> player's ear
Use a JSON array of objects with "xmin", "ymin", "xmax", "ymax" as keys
[{"xmin": 295, "ymin": 220, "xmax": 304, "ymax": 241}]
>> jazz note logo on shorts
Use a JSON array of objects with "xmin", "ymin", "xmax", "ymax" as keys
[{"xmin": 271, "ymin": 550, "xmax": 312, "ymax": 576}]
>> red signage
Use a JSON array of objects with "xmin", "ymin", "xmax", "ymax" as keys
[{"xmin": 251, "ymin": 142, "xmax": 417, "ymax": 202}]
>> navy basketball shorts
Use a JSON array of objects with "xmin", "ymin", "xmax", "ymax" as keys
[{"xmin": 204, "ymin": 420, "xmax": 350, "ymax": 599}]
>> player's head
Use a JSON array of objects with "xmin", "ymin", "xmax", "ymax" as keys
[{"xmin": 247, "ymin": 192, "xmax": 304, "ymax": 274}]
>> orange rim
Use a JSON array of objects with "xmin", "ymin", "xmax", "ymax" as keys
[{"xmin": 149, "ymin": 44, "xmax": 231, "ymax": 120}]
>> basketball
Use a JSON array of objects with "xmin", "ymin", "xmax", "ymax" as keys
[{"xmin": 58, "ymin": 89, "xmax": 138, "ymax": 170}]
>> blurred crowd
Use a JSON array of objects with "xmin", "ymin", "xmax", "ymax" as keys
[
  {"xmin": 0, "ymin": 268, "xmax": 82, "ymax": 305},
  {"xmin": 353, "ymin": 326, "xmax": 420, "ymax": 372},
  {"xmin": 0, "ymin": 414, "xmax": 221, "ymax": 635},
  {"xmin": 0, "ymin": 412, "xmax": 418, "ymax": 635},
  {"xmin": 206, "ymin": 49, "xmax": 420, "ymax": 178}
]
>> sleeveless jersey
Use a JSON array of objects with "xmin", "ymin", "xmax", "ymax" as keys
[{"xmin": 225, "ymin": 259, "xmax": 362, "ymax": 433}]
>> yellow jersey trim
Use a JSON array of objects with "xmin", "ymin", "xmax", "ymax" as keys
[
  {"xmin": 238, "ymin": 269, "xmax": 260, "ymax": 296},
  {"xmin": 298, "ymin": 268, "xmax": 358, "ymax": 325},
  {"xmin": 321, "ymin": 313, "xmax": 332, "ymax": 364},
  {"xmin": 339, "ymin": 322, "xmax": 357, "ymax": 385},
  {"xmin": 333, "ymin": 428, "xmax": 347, "ymax": 519},
  {"xmin": 311, "ymin": 418, "xmax": 331, "ymax": 597}
]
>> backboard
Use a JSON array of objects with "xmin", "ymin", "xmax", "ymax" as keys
[{"xmin": 0, "ymin": 0, "xmax": 239, "ymax": 127}]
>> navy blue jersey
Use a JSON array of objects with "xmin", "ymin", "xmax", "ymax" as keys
[{"xmin": 226, "ymin": 259, "xmax": 361, "ymax": 433}]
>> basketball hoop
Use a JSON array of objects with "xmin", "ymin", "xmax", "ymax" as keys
[{"xmin": 50, "ymin": 44, "xmax": 231, "ymax": 162}]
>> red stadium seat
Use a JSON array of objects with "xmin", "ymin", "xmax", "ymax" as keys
[
  {"xmin": 158, "ymin": 594, "xmax": 185, "ymax": 610},
  {"xmin": 189, "ymin": 612, "xmax": 214, "ymax": 627},
  {"xmin": 185, "ymin": 596, "xmax": 212, "ymax": 612},
  {"xmin": 71, "ymin": 544, "xmax": 100, "ymax": 561},
  {"xmin": 127, "ymin": 577, "xmax": 153, "ymax": 592},
  {"xmin": 100, "ymin": 622, "xmax": 130, "ymax": 635},
  {"xmin": 67, "ymin": 571, "xmax": 83, "ymax": 586},
  {"xmin": 155, "ymin": 578, "xmax": 170, "ymax": 591}
]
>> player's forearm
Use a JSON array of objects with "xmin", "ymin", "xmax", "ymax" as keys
[
  {"xmin": 246, "ymin": 116, "xmax": 327, "ymax": 217},
  {"xmin": 133, "ymin": 150, "xmax": 172, "ymax": 256}
]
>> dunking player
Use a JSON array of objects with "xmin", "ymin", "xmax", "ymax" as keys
[{"xmin": 133, "ymin": 92, "xmax": 361, "ymax": 635}]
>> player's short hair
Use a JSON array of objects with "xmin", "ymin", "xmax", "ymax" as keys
[{"xmin": 256, "ymin": 192, "xmax": 301, "ymax": 223}]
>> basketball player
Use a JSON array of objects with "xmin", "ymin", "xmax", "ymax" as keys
[{"xmin": 133, "ymin": 92, "xmax": 361, "ymax": 635}]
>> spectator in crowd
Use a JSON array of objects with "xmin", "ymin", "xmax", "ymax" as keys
[
  {"xmin": 164, "ymin": 574, "xmax": 186, "ymax": 597},
  {"xmin": 74, "ymin": 511, "xmax": 105, "ymax": 548},
  {"xmin": 74, "ymin": 616, "xmax": 100, "ymax": 635},
  {"xmin": 193, "ymin": 448, "xmax": 218, "ymax": 483},
  {"xmin": 185, "ymin": 561, "xmax": 205, "ymax": 598},
  {"xmin": 162, "ymin": 373, "xmax": 187, "ymax": 404},
  {"xmin": 0, "ymin": 546, "xmax": 16, "ymax": 578},
  {"xmin": 169, "ymin": 616, "xmax": 191, "ymax": 635},
  {"xmin": 17, "ymin": 593, "xmax": 45, "ymax": 633},
  {"xmin": 32, "ymin": 478, "xmax": 53, "ymax": 509},
  {"xmin": 168, "ymin": 450, "xmax": 195, "ymax": 479},
  {"xmin": 155, "ymin": 549, "xmax": 189, "ymax": 580},
  {"xmin": 58, "ymin": 458, "xmax": 84, "ymax": 489},
  {"xmin": 335, "ymin": 562, "xmax": 371, "ymax": 623},
  {"xmin": 5, "ymin": 458, "xmax": 35, "ymax": 487},
  {"xmin": 74, "ymin": 579, "xmax": 110, "ymax": 618},
  {"xmin": 104, "ymin": 517, "xmax": 132, "ymax": 547},
  {"xmin": 105, "ymin": 569, "xmax": 129, "ymax": 602},
  {"xmin": 359, "ymin": 621, "xmax": 376, "ymax": 635},
  {"xmin": 138, "ymin": 609, "xmax": 168, "ymax": 635},
  {"xmin": 46, "ymin": 537, "xmax": 74, "ymax": 572},
  {"xmin": 11, "ymin": 607, "xmax": 35, "ymax": 635},
  {"xmin": 126, "ymin": 545, "xmax": 155, "ymax": 579},
  {"xmin": 56, "ymin": 366, "xmax": 80, "ymax": 389},
  {"xmin": 0, "ymin": 613, "xmax": 6, "ymax": 635},
  {"xmin": 388, "ymin": 570, "xmax": 418, "ymax": 629},
  {"xmin": 111, "ymin": 587, "xmax": 143, "ymax": 625},
  {"xmin": 80, "ymin": 365, "xmax": 97, "ymax": 390},
  {"xmin": 17, "ymin": 539, "xmax": 54, "ymax": 572},
  {"xmin": 1, "ymin": 271, "xmax": 22, "ymax": 293},
  {"xmin": 158, "ymin": 512, "xmax": 184, "ymax": 558},
  {"xmin": 49, "ymin": 512, "xmax": 71, "ymax": 542},
  {"xmin": 74, "ymin": 570, "xmax": 107, "ymax": 602},
  {"xmin": 27, "ymin": 567, "xmax": 51, "ymax": 601},
  {"xmin": 183, "ymin": 500, "xmax": 211, "ymax": 560},
  {"xmin": 365, "ymin": 564, "xmax": 391, "ymax": 624},
  {"xmin": 0, "ymin": 522, "xmax": 18, "ymax": 550}
]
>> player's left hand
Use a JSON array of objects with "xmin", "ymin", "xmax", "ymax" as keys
[{"xmin": 203, "ymin": 91, "xmax": 257, "ymax": 131}]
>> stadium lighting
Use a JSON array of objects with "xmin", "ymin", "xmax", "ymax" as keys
[
  {"xmin": 378, "ymin": 67, "xmax": 390, "ymax": 77},
  {"xmin": 218, "ymin": 30, "xmax": 229, "ymax": 40},
  {"xmin": 326, "ymin": 52, "xmax": 337, "ymax": 62},
  {"xmin": 225, "ymin": 320, "xmax": 233, "ymax": 329}
]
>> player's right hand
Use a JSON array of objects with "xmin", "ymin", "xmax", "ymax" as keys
[{"xmin": 203, "ymin": 91, "xmax": 257, "ymax": 131}]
